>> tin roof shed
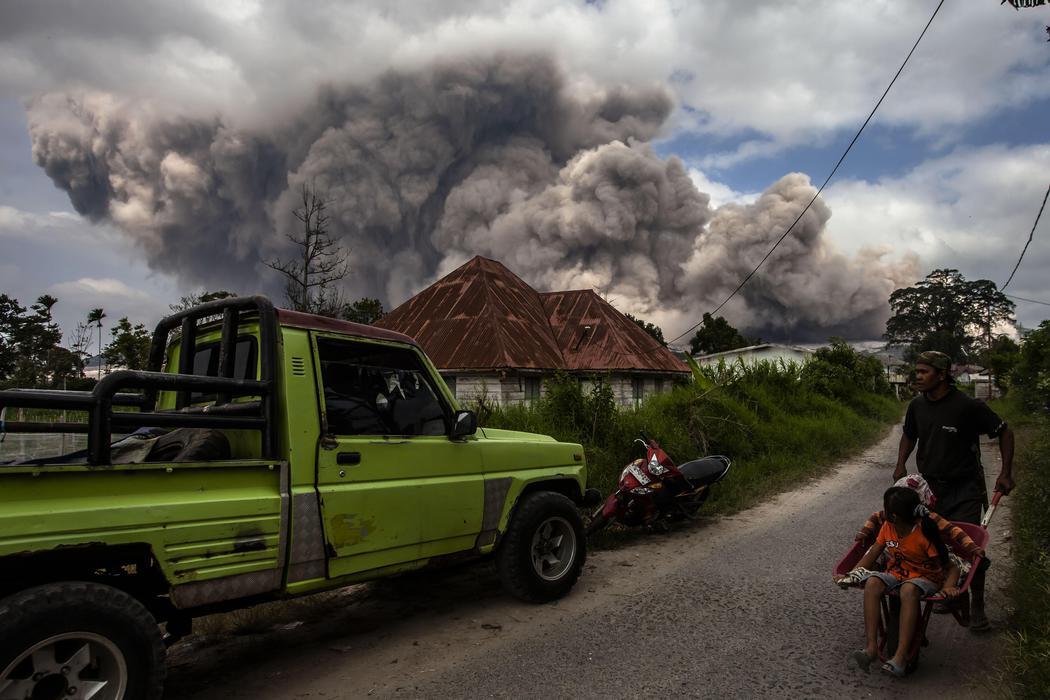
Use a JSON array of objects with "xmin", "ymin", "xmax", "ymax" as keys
[{"xmin": 375, "ymin": 256, "xmax": 688, "ymax": 375}]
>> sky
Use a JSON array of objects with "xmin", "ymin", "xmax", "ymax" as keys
[{"xmin": 0, "ymin": 0, "xmax": 1048, "ymax": 347}]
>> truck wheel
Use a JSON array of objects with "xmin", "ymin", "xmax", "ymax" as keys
[
  {"xmin": 497, "ymin": 492, "xmax": 585, "ymax": 603},
  {"xmin": 0, "ymin": 582, "xmax": 165, "ymax": 700}
]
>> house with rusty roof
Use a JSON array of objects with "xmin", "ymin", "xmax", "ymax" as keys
[{"xmin": 374, "ymin": 256, "xmax": 689, "ymax": 406}]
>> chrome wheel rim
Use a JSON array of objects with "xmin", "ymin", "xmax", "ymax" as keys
[
  {"xmin": 530, "ymin": 516, "xmax": 577, "ymax": 582},
  {"xmin": 0, "ymin": 632, "xmax": 127, "ymax": 700}
]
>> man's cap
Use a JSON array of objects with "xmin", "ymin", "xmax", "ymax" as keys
[{"xmin": 915, "ymin": 350, "xmax": 952, "ymax": 371}]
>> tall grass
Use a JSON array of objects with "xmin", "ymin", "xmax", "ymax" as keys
[
  {"xmin": 990, "ymin": 395, "xmax": 1050, "ymax": 697},
  {"xmin": 475, "ymin": 343, "xmax": 902, "ymax": 517}
]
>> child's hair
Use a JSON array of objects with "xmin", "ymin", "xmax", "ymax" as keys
[{"xmin": 884, "ymin": 486, "xmax": 950, "ymax": 567}]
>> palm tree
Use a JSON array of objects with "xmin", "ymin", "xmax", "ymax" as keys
[
  {"xmin": 87, "ymin": 308, "xmax": 106, "ymax": 378},
  {"xmin": 35, "ymin": 295, "xmax": 58, "ymax": 315},
  {"xmin": 35, "ymin": 295, "xmax": 60, "ymax": 384}
]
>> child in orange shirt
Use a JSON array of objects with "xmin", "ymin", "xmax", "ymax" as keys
[
  {"xmin": 854, "ymin": 474, "xmax": 984, "ymax": 561},
  {"xmin": 847, "ymin": 486, "xmax": 961, "ymax": 677}
]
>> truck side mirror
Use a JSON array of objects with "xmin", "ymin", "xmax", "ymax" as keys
[{"xmin": 450, "ymin": 409, "xmax": 477, "ymax": 440}]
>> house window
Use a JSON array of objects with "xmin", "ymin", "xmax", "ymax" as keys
[
  {"xmin": 655, "ymin": 378, "xmax": 664, "ymax": 394},
  {"xmin": 632, "ymin": 377, "xmax": 645, "ymax": 402},
  {"xmin": 524, "ymin": 377, "xmax": 541, "ymax": 401}
]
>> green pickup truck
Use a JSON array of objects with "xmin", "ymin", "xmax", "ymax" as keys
[{"xmin": 0, "ymin": 296, "xmax": 593, "ymax": 700}]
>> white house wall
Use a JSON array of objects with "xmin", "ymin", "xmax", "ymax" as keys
[
  {"xmin": 446, "ymin": 372, "xmax": 676, "ymax": 407},
  {"xmin": 694, "ymin": 347, "xmax": 812, "ymax": 367}
]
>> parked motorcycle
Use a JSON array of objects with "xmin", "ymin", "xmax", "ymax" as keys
[{"xmin": 586, "ymin": 432, "xmax": 730, "ymax": 535}]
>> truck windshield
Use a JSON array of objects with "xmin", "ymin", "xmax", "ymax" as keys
[{"xmin": 317, "ymin": 339, "xmax": 448, "ymax": 437}]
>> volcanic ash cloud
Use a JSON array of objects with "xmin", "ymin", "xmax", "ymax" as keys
[{"xmin": 26, "ymin": 53, "xmax": 914, "ymax": 340}]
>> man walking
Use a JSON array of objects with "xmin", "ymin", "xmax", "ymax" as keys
[{"xmin": 893, "ymin": 350, "xmax": 1014, "ymax": 632}]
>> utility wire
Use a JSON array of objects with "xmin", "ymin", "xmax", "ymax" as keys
[
  {"xmin": 664, "ymin": 0, "xmax": 946, "ymax": 348},
  {"xmin": 1007, "ymin": 293, "xmax": 1050, "ymax": 308},
  {"xmin": 1000, "ymin": 183, "xmax": 1050, "ymax": 291}
]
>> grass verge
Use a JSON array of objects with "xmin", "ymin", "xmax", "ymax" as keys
[{"xmin": 991, "ymin": 395, "xmax": 1050, "ymax": 697}]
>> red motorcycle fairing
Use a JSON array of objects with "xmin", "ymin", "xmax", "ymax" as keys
[
  {"xmin": 599, "ymin": 458, "xmax": 648, "ymax": 517},
  {"xmin": 589, "ymin": 433, "xmax": 729, "ymax": 533},
  {"xmin": 599, "ymin": 491, "xmax": 621, "ymax": 518}
]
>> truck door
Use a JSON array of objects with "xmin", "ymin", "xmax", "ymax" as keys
[{"xmin": 312, "ymin": 334, "xmax": 485, "ymax": 579}]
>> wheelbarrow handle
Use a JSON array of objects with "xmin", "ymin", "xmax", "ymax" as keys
[{"xmin": 980, "ymin": 490, "xmax": 1004, "ymax": 529}]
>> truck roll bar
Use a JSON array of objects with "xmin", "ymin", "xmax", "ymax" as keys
[{"xmin": 0, "ymin": 295, "xmax": 279, "ymax": 465}]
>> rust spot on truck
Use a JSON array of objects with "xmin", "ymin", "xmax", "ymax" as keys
[
  {"xmin": 327, "ymin": 513, "xmax": 375, "ymax": 549},
  {"xmin": 51, "ymin": 541, "xmax": 106, "ymax": 551},
  {"xmin": 231, "ymin": 528, "xmax": 268, "ymax": 554},
  {"xmin": 233, "ymin": 537, "xmax": 267, "ymax": 553}
]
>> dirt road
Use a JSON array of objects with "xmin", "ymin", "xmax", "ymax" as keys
[{"xmin": 165, "ymin": 427, "xmax": 1013, "ymax": 698}]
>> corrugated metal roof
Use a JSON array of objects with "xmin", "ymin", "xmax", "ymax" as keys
[
  {"xmin": 376, "ymin": 256, "xmax": 688, "ymax": 375},
  {"xmin": 542, "ymin": 290, "xmax": 689, "ymax": 374},
  {"xmin": 374, "ymin": 256, "xmax": 565, "ymax": 370}
]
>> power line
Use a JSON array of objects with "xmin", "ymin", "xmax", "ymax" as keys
[
  {"xmin": 1007, "ymin": 294, "xmax": 1050, "ymax": 308},
  {"xmin": 1001, "ymin": 183, "xmax": 1050, "ymax": 291},
  {"xmin": 665, "ymin": 0, "xmax": 946, "ymax": 348}
]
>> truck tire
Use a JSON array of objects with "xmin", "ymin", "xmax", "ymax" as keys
[
  {"xmin": 497, "ymin": 492, "xmax": 585, "ymax": 603},
  {"xmin": 0, "ymin": 581, "xmax": 165, "ymax": 700},
  {"xmin": 146, "ymin": 428, "xmax": 230, "ymax": 462}
]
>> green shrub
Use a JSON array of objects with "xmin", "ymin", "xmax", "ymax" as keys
[
  {"xmin": 801, "ymin": 338, "xmax": 891, "ymax": 401},
  {"xmin": 989, "ymin": 397, "xmax": 1050, "ymax": 697},
  {"xmin": 479, "ymin": 353, "xmax": 902, "ymax": 515},
  {"xmin": 1011, "ymin": 321, "xmax": 1050, "ymax": 412}
]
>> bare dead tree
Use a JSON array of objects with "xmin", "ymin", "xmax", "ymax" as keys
[
  {"xmin": 266, "ymin": 184, "xmax": 349, "ymax": 316},
  {"xmin": 70, "ymin": 320, "xmax": 94, "ymax": 363}
]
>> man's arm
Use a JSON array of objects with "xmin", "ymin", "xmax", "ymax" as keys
[
  {"xmin": 894, "ymin": 432, "xmax": 915, "ymax": 481},
  {"xmin": 995, "ymin": 427, "xmax": 1015, "ymax": 494}
]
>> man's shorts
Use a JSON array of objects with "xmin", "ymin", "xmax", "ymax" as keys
[
  {"xmin": 868, "ymin": 572, "xmax": 941, "ymax": 597},
  {"xmin": 928, "ymin": 473, "xmax": 987, "ymax": 525}
]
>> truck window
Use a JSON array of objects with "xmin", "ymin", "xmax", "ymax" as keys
[
  {"xmin": 189, "ymin": 337, "xmax": 257, "ymax": 403},
  {"xmin": 317, "ymin": 338, "xmax": 448, "ymax": 437}
]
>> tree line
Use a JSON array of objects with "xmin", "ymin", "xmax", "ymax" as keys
[
  {"xmin": 0, "ymin": 294, "xmax": 152, "ymax": 388},
  {"xmin": 672, "ymin": 266, "xmax": 1046, "ymax": 405},
  {"xmin": 0, "ymin": 288, "xmax": 386, "ymax": 390}
]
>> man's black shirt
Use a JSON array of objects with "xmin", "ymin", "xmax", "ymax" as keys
[{"xmin": 903, "ymin": 388, "xmax": 1006, "ymax": 482}]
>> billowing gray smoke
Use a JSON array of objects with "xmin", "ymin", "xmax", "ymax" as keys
[
  {"xmin": 27, "ymin": 53, "xmax": 914, "ymax": 341},
  {"xmin": 680, "ymin": 174, "xmax": 917, "ymax": 341}
]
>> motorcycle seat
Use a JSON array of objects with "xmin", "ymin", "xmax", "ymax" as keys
[{"xmin": 678, "ymin": 456, "xmax": 731, "ymax": 487}]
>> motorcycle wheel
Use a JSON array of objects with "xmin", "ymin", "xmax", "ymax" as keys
[
  {"xmin": 671, "ymin": 489, "xmax": 709, "ymax": 521},
  {"xmin": 585, "ymin": 514, "xmax": 610, "ymax": 537}
]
